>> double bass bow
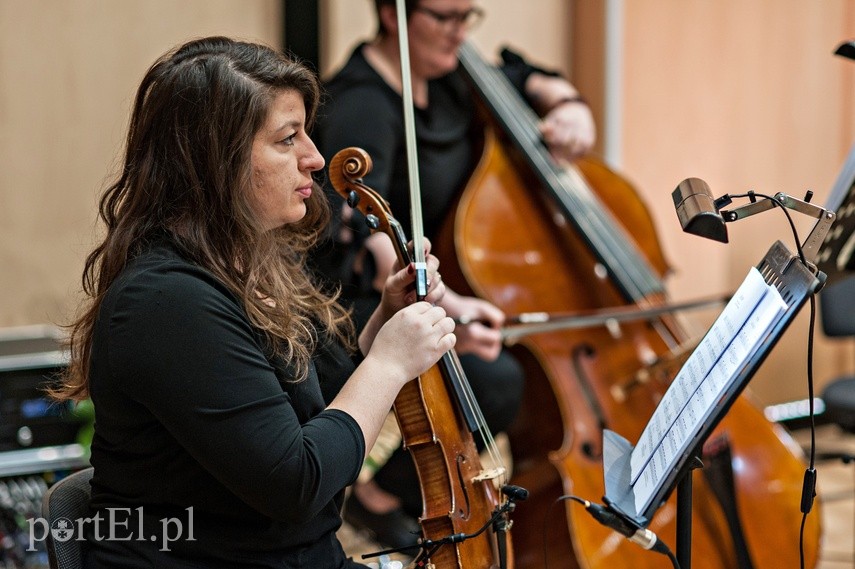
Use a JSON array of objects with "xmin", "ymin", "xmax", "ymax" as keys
[
  {"xmin": 433, "ymin": 40, "xmax": 821, "ymax": 569},
  {"xmin": 329, "ymin": 147, "xmax": 519, "ymax": 569}
]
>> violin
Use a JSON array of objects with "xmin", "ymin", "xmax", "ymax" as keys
[
  {"xmin": 432, "ymin": 40, "xmax": 821, "ymax": 569},
  {"xmin": 329, "ymin": 147, "xmax": 519, "ymax": 569}
]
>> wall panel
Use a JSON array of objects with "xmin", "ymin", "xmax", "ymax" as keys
[
  {"xmin": 0, "ymin": 0, "xmax": 281, "ymax": 326},
  {"xmin": 617, "ymin": 0, "xmax": 855, "ymax": 404}
]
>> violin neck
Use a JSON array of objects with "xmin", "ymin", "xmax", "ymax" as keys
[{"xmin": 386, "ymin": 211, "xmax": 485, "ymax": 433}]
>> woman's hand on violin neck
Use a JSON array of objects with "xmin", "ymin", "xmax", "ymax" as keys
[
  {"xmin": 367, "ymin": 302, "xmax": 457, "ymax": 384},
  {"xmin": 379, "ymin": 250, "xmax": 445, "ymax": 312},
  {"xmin": 333, "ymin": 302, "xmax": 454, "ymax": 453}
]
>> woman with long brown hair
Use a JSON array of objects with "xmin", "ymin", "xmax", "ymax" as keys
[{"xmin": 53, "ymin": 36, "xmax": 453, "ymax": 568}]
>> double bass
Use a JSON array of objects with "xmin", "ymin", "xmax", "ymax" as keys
[{"xmin": 434, "ymin": 41, "xmax": 821, "ymax": 569}]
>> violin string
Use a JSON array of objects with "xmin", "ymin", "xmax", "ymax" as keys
[
  {"xmin": 448, "ymin": 350, "xmax": 508, "ymax": 484},
  {"xmin": 388, "ymin": 177, "xmax": 507, "ymax": 478},
  {"xmin": 394, "ymin": 11, "xmax": 507, "ymax": 483}
]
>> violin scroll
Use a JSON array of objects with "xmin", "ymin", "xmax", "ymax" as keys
[{"xmin": 329, "ymin": 147, "xmax": 406, "ymax": 262}]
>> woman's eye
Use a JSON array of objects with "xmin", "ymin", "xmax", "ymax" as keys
[{"xmin": 280, "ymin": 133, "xmax": 297, "ymax": 146}]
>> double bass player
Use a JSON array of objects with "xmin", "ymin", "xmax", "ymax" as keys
[{"xmin": 312, "ymin": 0, "xmax": 596, "ymax": 550}]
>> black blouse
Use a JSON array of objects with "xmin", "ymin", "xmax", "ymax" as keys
[{"xmin": 84, "ymin": 241, "xmax": 364, "ymax": 568}]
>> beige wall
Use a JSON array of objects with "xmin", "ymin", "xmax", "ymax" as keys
[
  {"xmin": 0, "ymin": 0, "xmax": 281, "ymax": 327},
  {"xmin": 2, "ymin": 0, "xmax": 853, "ymax": 406},
  {"xmin": 614, "ymin": 1, "xmax": 855, "ymax": 404}
]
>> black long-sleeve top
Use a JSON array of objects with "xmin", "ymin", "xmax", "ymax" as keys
[
  {"xmin": 83, "ymin": 240, "xmax": 365, "ymax": 568},
  {"xmin": 313, "ymin": 44, "xmax": 552, "ymax": 325}
]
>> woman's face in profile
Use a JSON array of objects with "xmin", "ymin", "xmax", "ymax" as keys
[{"xmin": 249, "ymin": 89, "xmax": 325, "ymax": 231}]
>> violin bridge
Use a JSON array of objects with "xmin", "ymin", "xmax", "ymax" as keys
[{"xmin": 472, "ymin": 467, "xmax": 505, "ymax": 482}]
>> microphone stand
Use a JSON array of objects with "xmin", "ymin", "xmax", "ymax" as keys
[{"xmin": 360, "ymin": 487, "xmax": 526, "ymax": 569}]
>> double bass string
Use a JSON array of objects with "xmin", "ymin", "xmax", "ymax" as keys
[
  {"xmin": 458, "ymin": 42, "xmax": 685, "ymax": 351},
  {"xmin": 458, "ymin": 43, "xmax": 667, "ymax": 309},
  {"xmin": 457, "ymin": 42, "xmax": 655, "ymax": 295}
]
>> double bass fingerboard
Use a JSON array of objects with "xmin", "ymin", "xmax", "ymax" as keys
[{"xmin": 457, "ymin": 41, "xmax": 665, "ymax": 303}]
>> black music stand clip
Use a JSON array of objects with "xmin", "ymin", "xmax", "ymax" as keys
[{"xmin": 599, "ymin": 240, "xmax": 823, "ymax": 568}]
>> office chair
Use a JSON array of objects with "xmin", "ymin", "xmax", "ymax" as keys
[
  {"xmin": 40, "ymin": 467, "xmax": 93, "ymax": 569},
  {"xmin": 819, "ymin": 276, "xmax": 855, "ymax": 433}
]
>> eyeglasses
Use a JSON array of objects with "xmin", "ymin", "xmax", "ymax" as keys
[{"xmin": 414, "ymin": 5, "xmax": 485, "ymax": 30}]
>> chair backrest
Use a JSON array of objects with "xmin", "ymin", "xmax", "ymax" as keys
[
  {"xmin": 40, "ymin": 467, "xmax": 93, "ymax": 569},
  {"xmin": 819, "ymin": 275, "xmax": 855, "ymax": 338}
]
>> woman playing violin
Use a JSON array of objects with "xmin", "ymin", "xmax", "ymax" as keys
[
  {"xmin": 312, "ymin": 0, "xmax": 597, "ymax": 550},
  {"xmin": 52, "ymin": 36, "xmax": 454, "ymax": 569}
]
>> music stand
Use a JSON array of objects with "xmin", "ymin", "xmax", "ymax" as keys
[
  {"xmin": 815, "ymin": 40, "xmax": 855, "ymax": 281},
  {"xmin": 600, "ymin": 240, "xmax": 823, "ymax": 568},
  {"xmin": 816, "ymin": 139, "xmax": 855, "ymax": 282}
]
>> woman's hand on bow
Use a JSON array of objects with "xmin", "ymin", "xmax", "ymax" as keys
[{"xmin": 379, "ymin": 238, "xmax": 446, "ymax": 313}]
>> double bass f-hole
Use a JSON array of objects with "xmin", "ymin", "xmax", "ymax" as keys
[
  {"xmin": 329, "ymin": 147, "xmax": 521, "ymax": 569},
  {"xmin": 570, "ymin": 344, "xmax": 607, "ymax": 459}
]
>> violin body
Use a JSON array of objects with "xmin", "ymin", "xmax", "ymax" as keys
[
  {"xmin": 434, "ymin": 77, "xmax": 821, "ymax": 568},
  {"xmin": 396, "ymin": 362, "xmax": 505, "ymax": 569}
]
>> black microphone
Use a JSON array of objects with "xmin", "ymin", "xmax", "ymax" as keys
[
  {"xmin": 501, "ymin": 485, "xmax": 529, "ymax": 502},
  {"xmin": 672, "ymin": 177, "xmax": 729, "ymax": 243},
  {"xmin": 582, "ymin": 500, "xmax": 670, "ymax": 555}
]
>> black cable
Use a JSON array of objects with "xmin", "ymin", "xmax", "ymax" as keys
[
  {"xmin": 728, "ymin": 191, "xmax": 819, "ymax": 569},
  {"xmin": 552, "ymin": 495, "xmax": 681, "ymax": 569},
  {"xmin": 664, "ymin": 546, "xmax": 680, "ymax": 568},
  {"xmin": 727, "ymin": 192, "xmax": 808, "ymax": 265},
  {"xmin": 799, "ymin": 293, "xmax": 818, "ymax": 569}
]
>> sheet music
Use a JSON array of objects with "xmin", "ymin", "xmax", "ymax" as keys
[
  {"xmin": 628, "ymin": 270, "xmax": 787, "ymax": 513},
  {"xmin": 629, "ymin": 267, "xmax": 769, "ymax": 479}
]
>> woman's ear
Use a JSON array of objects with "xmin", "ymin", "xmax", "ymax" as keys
[{"xmin": 378, "ymin": 3, "xmax": 400, "ymax": 36}]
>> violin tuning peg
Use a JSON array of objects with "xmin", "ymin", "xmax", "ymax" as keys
[
  {"xmin": 346, "ymin": 190, "xmax": 360, "ymax": 208},
  {"xmin": 366, "ymin": 214, "xmax": 380, "ymax": 230}
]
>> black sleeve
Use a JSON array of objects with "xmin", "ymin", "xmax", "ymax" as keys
[
  {"xmin": 318, "ymin": 83, "xmax": 402, "ymax": 217},
  {"xmin": 499, "ymin": 46, "xmax": 564, "ymax": 107},
  {"xmin": 105, "ymin": 263, "xmax": 364, "ymax": 523}
]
